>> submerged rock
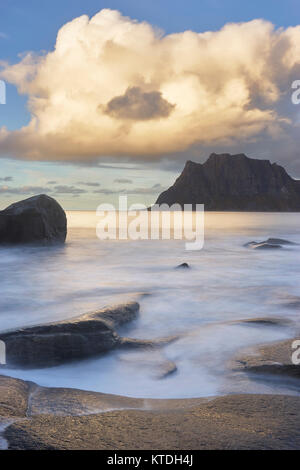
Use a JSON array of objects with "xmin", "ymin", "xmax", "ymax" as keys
[
  {"xmin": 118, "ymin": 350, "xmax": 177, "ymax": 380},
  {"xmin": 0, "ymin": 302, "xmax": 139, "ymax": 368},
  {"xmin": 157, "ymin": 361, "xmax": 177, "ymax": 379},
  {"xmin": 120, "ymin": 335, "xmax": 179, "ymax": 350},
  {"xmin": 281, "ymin": 295, "xmax": 300, "ymax": 310},
  {"xmin": 0, "ymin": 194, "xmax": 67, "ymax": 245},
  {"xmin": 237, "ymin": 317, "xmax": 290, "ymax": 327}
]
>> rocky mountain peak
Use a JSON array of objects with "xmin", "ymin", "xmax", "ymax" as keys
[{"xmin": 155, "ymin": 153, "xmax": 300, "ymax": 211}]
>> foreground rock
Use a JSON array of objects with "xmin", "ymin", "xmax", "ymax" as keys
[
  {"xmin": 0, "ymin": 194, "xmax": 67, "ymax": 244},
  {"xmin": 0, "ymin": 302, "xmax": 139, "ymax": 368},
  {"xmin": 0, "ymin": 376, "xmax": 203, "ymax": 418},
  {"xmin": 0, "ymin": 376, "xmax": 32, "ymax": 418},
  {"xmin": 1, "ymin": 375, "xmax": 300, "ymax": 449},
  {"xmin": 233, "ymin": 338, "xmax": 300, "ymax": 380},
  {"xmin": 155, "ymin": 153, "xmax": 300, "ymax": 211},
  {"xmin": 1, "ymin": 376, "xmax": 299, "ymax": 450}
]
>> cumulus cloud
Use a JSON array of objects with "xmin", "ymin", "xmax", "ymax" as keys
[{"xmin": 0, "ymin": 9, "xmax": 300, "ymax": 165}]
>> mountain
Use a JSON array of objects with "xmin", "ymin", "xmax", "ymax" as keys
[{"xmin": 154, "ymin": 153, "xmax": 300, "ymax": 211}]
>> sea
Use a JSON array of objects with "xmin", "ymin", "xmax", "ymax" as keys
[{"xmin": 0, "ymin": 211, "xmax": 300, "ymax": 398}]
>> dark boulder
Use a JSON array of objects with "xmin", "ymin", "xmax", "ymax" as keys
[
  {"xmin": 0, "ymin": 194, "xmax": 67, "ymax": 245},
  {"xmin": 0, "ymin": 302, "xmax": 139, "ymax": 368}
]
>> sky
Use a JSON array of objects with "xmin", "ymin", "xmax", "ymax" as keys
[{"xmin": 0, "ymin": 0, "xmax": 300, "ymax": 209}]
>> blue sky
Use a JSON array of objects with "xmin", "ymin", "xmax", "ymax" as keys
[{"xmin": 0, "ymin": 1, "xmax": 299, "ymax": 209}]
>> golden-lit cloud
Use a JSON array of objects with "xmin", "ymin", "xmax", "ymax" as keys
[{"xmin": 0, "ymin": 9, "xmax": 300, "ymax": 162}]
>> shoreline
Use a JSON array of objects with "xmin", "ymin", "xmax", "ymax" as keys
[
  {"xmin": 2, "ymin": 378, "xmax": 300, "ymax": 450},
  {"xmin": 1, "ymin": 334, "xmax": 300, "ymax": 450}
]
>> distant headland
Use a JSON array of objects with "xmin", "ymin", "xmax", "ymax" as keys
[{"xmin": 155, "ymin": 153, "xmax": 300, "ymax": 211}]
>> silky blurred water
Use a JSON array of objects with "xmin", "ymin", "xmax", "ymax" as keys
[{"xmin": 1, "ymin": 211, "xmax": 300, "ymax": 398}]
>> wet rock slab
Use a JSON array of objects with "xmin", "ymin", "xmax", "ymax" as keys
[
  {"xmin": 0, "ymin": 302, "xmax": 139, "ymax": 368},
  {"xmin": 0, "ymin": 376, "xmax": 32, "ymax": 418},
  {"xmin": 233, "ymin": 338, "xmax": 300, "ymax": 379},
  {"xmin": 4, "ymin": 391, "xmax": 300, "ymax": 450},
  {"xmin": 1, "ymin": 374, "xmax": 300, "ymax": 449}
]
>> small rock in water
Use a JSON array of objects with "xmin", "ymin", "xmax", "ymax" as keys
[
  {"xmin": 266, "ymin": 238, "xmax": 297, "ymax": 245},
  {"xmin": 244, "ymin": 237, "xmax": 297, "ymax": 250},
  {"xmin": 253, "ymin": 243, "xmax": 282, "ymax": 250},
  {"xmin": 244, "ymin": 241, "xmax": 282, "ymax": 250},
  {"xmin": 175, "ymin": 263, "xmax": 190, "ymax": 269}
]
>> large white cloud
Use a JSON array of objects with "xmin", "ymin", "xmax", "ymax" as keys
[{"xmin": 0, "ymin": 9, "xmax": 300, "ymax": 162}]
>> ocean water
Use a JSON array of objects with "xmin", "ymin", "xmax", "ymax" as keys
[{"xmin": 0, "ymin": 211, "xmax": 300, "ymax": 398}]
